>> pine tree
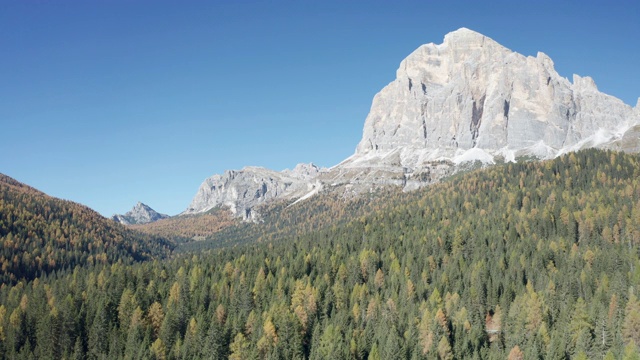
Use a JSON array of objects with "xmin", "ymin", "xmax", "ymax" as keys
[
  {"xmin": 569, "ymin": 298, "xmax": 593, "ymax": 354},
  {"xmin": 624, "ymin": 342, "xmax": 640, "ymax": 360},
  {"xmin": 368, "ymin": 342, "xmax": 380, "ymax": 360},
  {"xmin": 623, "ymin": 291, "xmax": 640, "ymax": 346},
  {"xmin": 150, "ymin": 338, "xmax": 166, "ymax": 360},
  {"xmin": 318, "ymin": 324, "xmax": 344, "ymax": 359},
  {"xmin": 88, "ymin": 301, "xmax": 109, "ymax": 359},
  {"xmin": 381, "ymin": 326, "xmax": 401, "ymax": 360},
  {"xmin": 418, "ymin": 308, "xmax": 434, "ymax": 354},
  {"xmin": 203, "ymin": 319, "xmax": 226, "ymax": 360},
  {"xmin": 437, "ymin": 336, "xmax": 453, "ymax": 360},
  {"xmin": 229, "ymin": 332, "xmax": 250, "ymax": 360},
  {"xmin": 507, "ymin": 345, "xmax": 524, "ymax": 360}
]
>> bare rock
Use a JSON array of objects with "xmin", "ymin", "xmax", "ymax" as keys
[
  {"xmin": 112, "ymin": 202, "xmax": 169, "ymax": 225},
  {"xmin": 184, "ymin": 163, "xmax": 325, "ymax": 221}
]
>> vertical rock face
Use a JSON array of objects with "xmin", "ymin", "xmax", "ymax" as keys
[
  {"xmin": 112, "ymin": 202, "xmax": 169, "ymax": 225},
  {"xmin": 351, "ymin": 28, "xmax": 638, "ymax": 168},
  {"xmin": 183, "ymin": 164, "xmax": 325, "ymax": 221},
  {"xmin": 185, "ymin": 28, "xmax": 639, "ymax": 220}
]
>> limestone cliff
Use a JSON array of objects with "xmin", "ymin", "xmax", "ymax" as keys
[
  {"xmin": 186, "ymin": 28, "xmax": 639, "ymax": 219},
  {"xmin": 183, "ymin": 163, "xmax": 324, "ymax": 221},
  {"xmin": 329, "ymin": 28, "xmax": 638, "ymax": 187}
]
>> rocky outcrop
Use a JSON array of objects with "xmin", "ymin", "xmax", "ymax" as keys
[
  {"xmin": 328, "ymin": 27, "xmax": 639, "ymax": 188},
  {"xmin": 184, "ymin": 163, "xmax": 325, "ymax": 221},
  {"xmin": 185, "ymin": 28, "xmax": 639, "ymax": 220},
  {"xmin": 605, "ymin": 124, "xmax": 640, "ymax": 153},
  {"xmin": 112, "ymin": 202, "xmax": 169, "ymax": 225}
]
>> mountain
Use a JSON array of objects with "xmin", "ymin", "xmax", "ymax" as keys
[
  {"xmin": 184, "ymin": 28, "xmax": 639, "ymax": 220},
  {"xmin": 112, "ymin": 202, "xmax": 169, "ymax": 225},
  {"xmin": 4, "ymin": 149, "xmax": 640, "ymax": 359},
  {"xmin": 0, "ymin": 173, "xmax": 173, "ymax": 284},
  {"xmin": 130, "ymin": 208, "xmax": 236, "ymax": 242},
  {"xmin": 329, "ymin": 27, "xmax": 639, "ymax": 188},
  {"xmin": 184, "ymin": 163, "xmax": 324, "ymax": 221}
]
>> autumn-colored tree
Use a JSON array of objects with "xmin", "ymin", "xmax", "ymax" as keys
[
  {"xmin": 216, "ymin": 303, "xmax": 226, "ymax": 324},
  {"xmin": 147, "ymin": 302, "xmax": 164, "ymax": 338},
  {"xmin": 508, "ymin": 345, "xmax": 524, "ymax": 360},
  {"xmin": 1, "ymin": 149, "xmax": 639, "ymax": 359},
  {"xmin": 437, "ymin": 336, "xmax": 453, "ymax": 360},
  {"xmin": 0, "ymin": 305, "xmax": 5, "ymax": 342},
  {"xmin": 418, "ymin": 308, "xmax": 434, "ymax": 354},
  {"xmin": 623, "ymin": 291, "xmax": 640, "ymax": 346},
  {"xmin": 229, "ymin": 332, "xmax": 250, "ymax": 360},
  {"xmin": 147, "ymin": 338, "xmax": 164, "ymax": 360},
  {"xmin": 374, "ymin": 268, "xmax": 385, "ymax": 289}
]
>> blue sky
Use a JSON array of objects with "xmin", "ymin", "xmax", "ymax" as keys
[{"xmin": 1, "ymin": 0, "xmax": 639, "ymax": 216}]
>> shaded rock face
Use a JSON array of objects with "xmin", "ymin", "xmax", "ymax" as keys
[
  {"xmin": 606, "ymin": 124, "xmax": 640, "ymax": 153},
  {"xmin": 112, "ymin": 202, "xmax": 169, "ymax": 225},
  {"xmin": 184, "ymin": 164, "xmax": 324, "ymax": 221},
  {"xmin": 185, "ymin": 28, "xmax": 639, "ymax": 220},
  {"xmin": 352, "ymin": 27, "xmax": 638, "ymax": 169}
]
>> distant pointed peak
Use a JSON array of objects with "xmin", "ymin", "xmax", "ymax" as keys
[
  {"xmin": 132, "ymin": 202, "xmax": 151, "ymax": 212},
  {"xmin": 111, "ymin": 201, "xmax": 168, "ymax": 225}
]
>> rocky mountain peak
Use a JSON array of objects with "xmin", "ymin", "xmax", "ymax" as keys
[
  {"xmin": 112, "ymin": 202, "xmax": 169, "ymax": 225},
  {"xmin": 396, "ymin": 29, "xmax": 512, "ymax": 87},
  {"xmin": 184, "ymin": 28, "xmax": 639, "ymax": 221},
  {"xmin": 132, "ymin": 201, "xmax": 147, "ymax": 211},
  {"xmin": 573, "ymin": 74, "xmax": 598, "ymax": 92},
  {"xmin": 286, "ymin": 163, "xmax": 322, "ymax": 179},
  {"xmin": 442, "ymin": 27, "xmax": 488, "ymax": 46},
  {"xmin": 353, "ymin": 27, "xmax": 638, "ymax": 164}
]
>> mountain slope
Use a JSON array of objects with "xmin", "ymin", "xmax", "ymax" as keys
[
  {"xmin": 131, "ymin": 207, "xmax": 237, "ymax": 242},
  {"xmin": 330, "ymin": 27, "xmax": 639, "ymax": 187},
  {"xmin": 2, "ymin": 149, "xmax": 639, "ymax": 359},
  {"xmin": 184, "ymin": 163, "xmax": 324, "ymax": 220},
  {"xmin": 182, "ymin": 28, "xmax": 639, "ymax": 221},
  {"xmin": 0, "ymin": 174, "xmax": 174, "ymax": 284},
  {"xmin": 354, "ymin": 27, "xmax": 638, "ymax": 161},
  {"xmin": 112, "ymin": 202, "xmax": 169, "ymax": 225}
]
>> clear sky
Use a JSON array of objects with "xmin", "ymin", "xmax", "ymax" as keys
[{"xmin": 1, "ymin": 0, "xmax": 639, "ymax": 216}]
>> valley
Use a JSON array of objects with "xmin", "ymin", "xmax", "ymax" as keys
[
  {"xmin": 2, "ymin": 26, "xmax": 640, "ymax": 359},
  {"xmin": 1, "ymin": 150, "xmax": 640, "ymax": 359}
]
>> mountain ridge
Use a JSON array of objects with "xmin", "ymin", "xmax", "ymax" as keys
[
  {"xmin": 349, "ymin": 27, "xmax": 638, "ymax": 165},
  {"xmin": 183, "ymin": 28, "xmax": 639, "ymax": 220},
  {"xmin": 0, "ymin": 173, "xmax": 174, "ymax": 283},
  {"xmin": 183, "ymin": 163, "xmax": 325, "ymax": 221}
]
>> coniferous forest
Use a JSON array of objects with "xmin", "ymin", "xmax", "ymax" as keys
[
  {"xmin": 0, "ymin": 174, "xmax": 174, "ymax": 285},
  {"xmin": 1, "ymin": 149, "xmax": 640, "ymax": 359}
]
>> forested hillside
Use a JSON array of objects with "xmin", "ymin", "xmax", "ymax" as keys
[
  {"xmin": 0, "ymin": 174, "xmax": 174, "ymax": 284},
  {"xmin": 130, "ymin": 209, "xmax": 237, "ymax": 243},
  {"xmin": 1, "ymin": 149, "xmax": 640, "ymax": 359},
  {"xmin": 178, "ymin": 188, "xmax": 393, "ymax": 252}
]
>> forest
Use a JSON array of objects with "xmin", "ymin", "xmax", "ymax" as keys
[
  {"xmin": 0, "ymin": 174, "xmax": 174, "ymax": 285},
  {"xmin": 1, "ymin": 149, "xmax": 640, "ymax": 359}
]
